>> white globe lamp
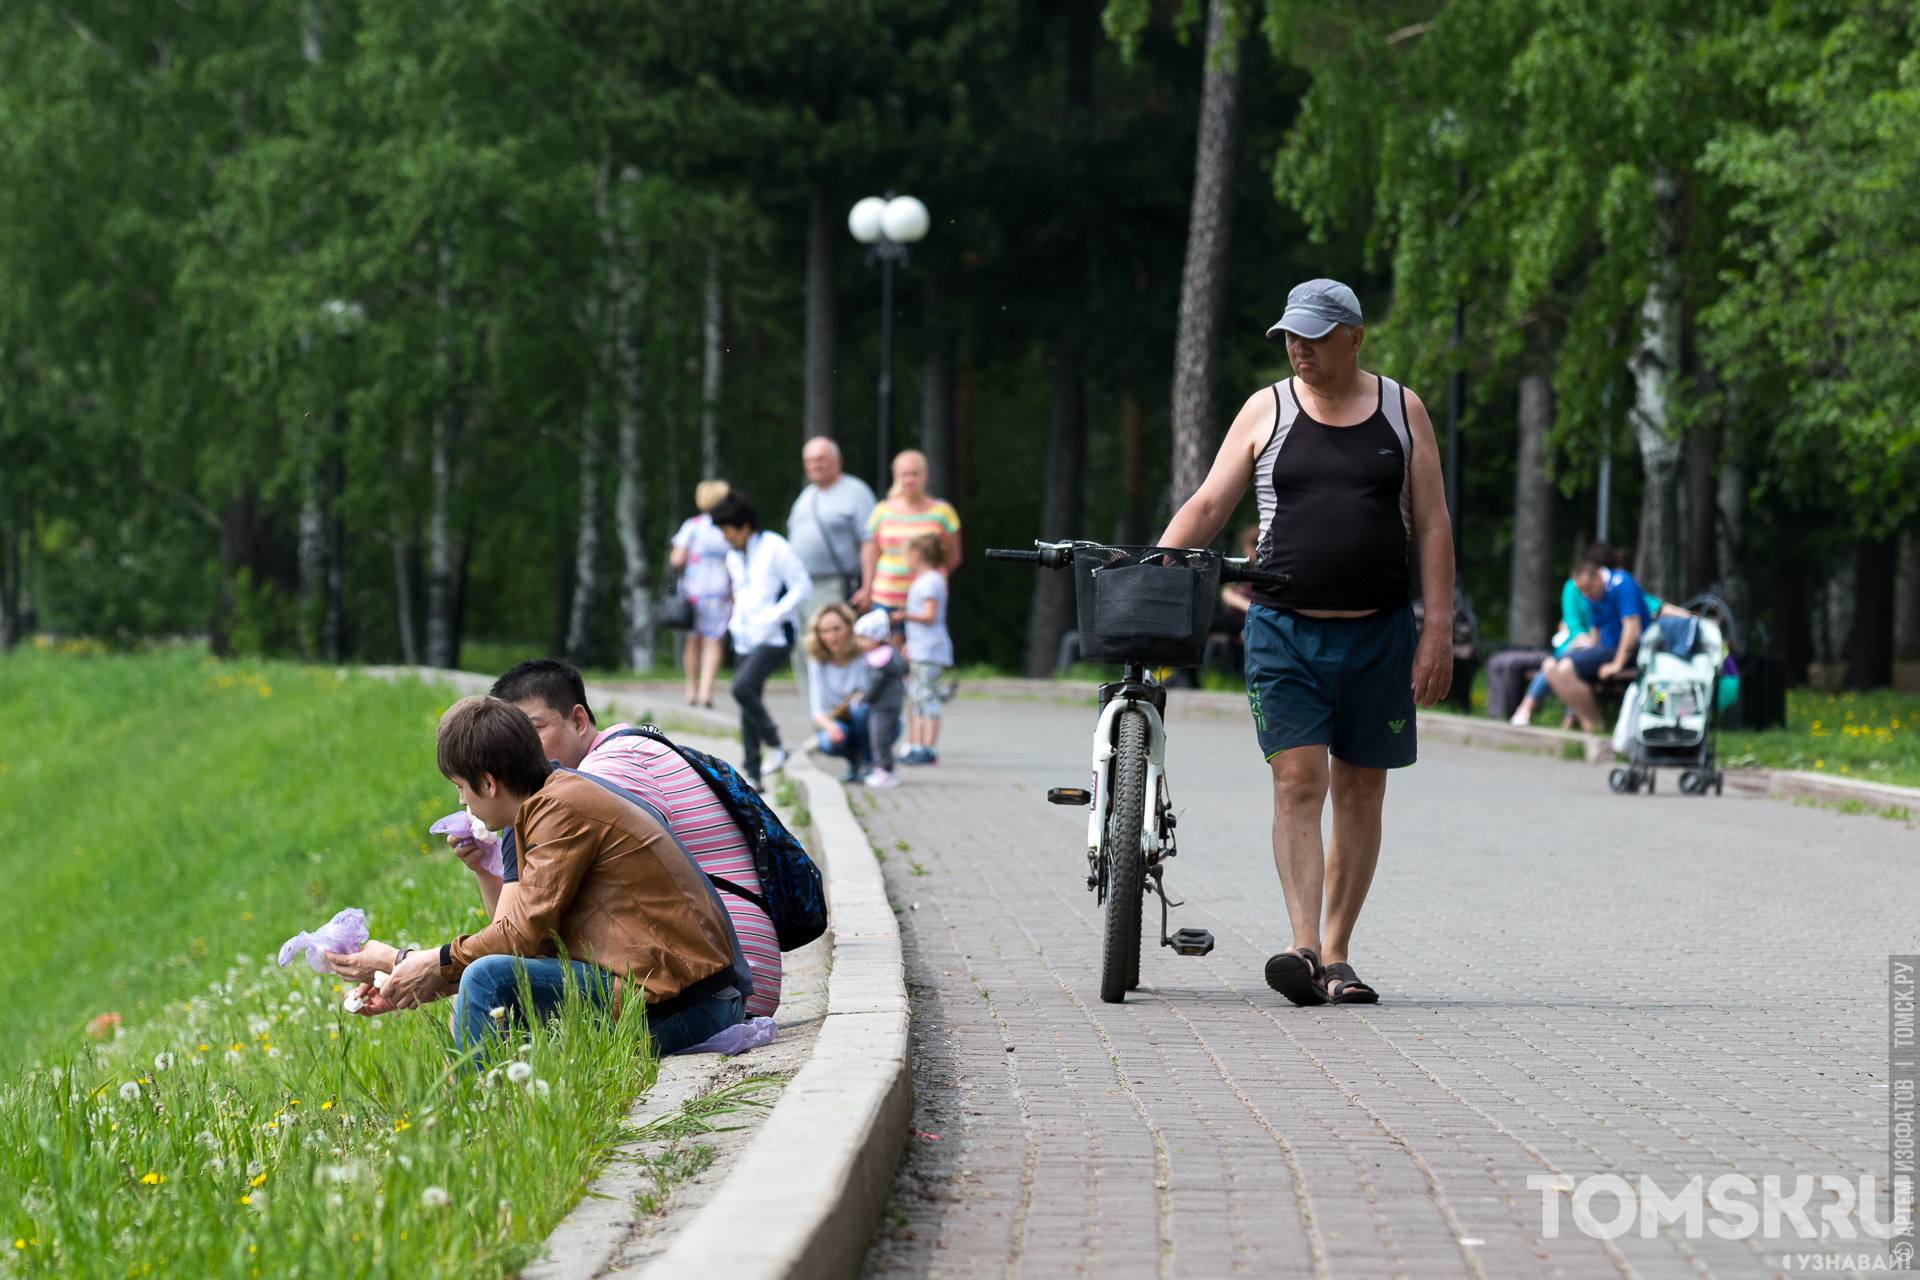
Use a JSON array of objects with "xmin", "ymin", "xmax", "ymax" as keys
[
  {"xmin": 848, "ymin": 197, "xmax": 887, "ymax": 245},
  {"xmin": 881, "ymin": 195, "xmax": 930, "ymax": 244}
]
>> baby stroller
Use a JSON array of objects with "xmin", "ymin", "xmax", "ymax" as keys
[{"xmin": 1607, "ymin": 596, "xmax": 1738, "ymax": 796}]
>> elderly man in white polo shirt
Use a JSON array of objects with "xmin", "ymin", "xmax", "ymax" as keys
[{"xmin": 785, "ymin": 436, "xmax": 876, "ymax": 715}]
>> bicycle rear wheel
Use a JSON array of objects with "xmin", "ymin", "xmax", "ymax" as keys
[{"xmin": 1100, "ymin": 709, "xmax": 1148, "ymax": 1003}]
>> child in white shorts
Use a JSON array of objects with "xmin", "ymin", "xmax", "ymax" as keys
[{"xmin": 900, "ymin": 534, "xmax": 953, "ymax": 766}]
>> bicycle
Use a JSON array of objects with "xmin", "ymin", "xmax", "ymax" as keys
[{"xmin": 983, "ymin": 541, "xmax": 1290, "ymax": 1003}]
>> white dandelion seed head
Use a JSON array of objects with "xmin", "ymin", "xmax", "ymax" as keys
[
  {"xmin": 118, "ymin": 1081, "xmax": 141, "ymax": 1102},
  {"xmin": 195, "ymin": 1130, "xmax": 217, "ymax": 1149},
  {"xmin": 527, "ymin": 1078, "xmax": 550, "ymax": 1099},
  {"xmin": 246, "ymin": 1160, "xmax": 265, "ymax": 1180},
  {"xmin": 505, "ymin": 1061, "xmax": 533, "ymax": 1084},
  {"xmin": 234, "ymin": 954, "xmax": 252, "ymax": 966},
  {"xmin": 225, "ymin": 1050, "xmax": 242, "ymax": 1065},
  {"xmin": 247, "ymin": 1018, "xmax": 271, "ymax": 1038},
  {"xmin": 518, "ymin": 1043, "xmax": 533, "ymax": 1056},
  {"xmin": 153, "ymin": 1052, "xmax": 175, "ymax": 1072},
  {"xmin": 267, "ymin": 1048, "xmax": 282, "ymax": 1059},
  {"xmin": 421, "ymin": 1184, "xmax": 450, "ymax": 1209}
]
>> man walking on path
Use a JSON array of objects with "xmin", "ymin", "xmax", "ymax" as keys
[
  {"xmin": 786, "ymin": 436, "xmax": 876, "ymax": 716},
  {"xmin": 1157, "ymin": 279, "xmax": 1454, "ymax": 1006}
]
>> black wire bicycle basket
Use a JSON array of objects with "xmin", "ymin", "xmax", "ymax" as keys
[{"xmin": 1073, "ymin": 546, "xmax": 1221, "ymax": 667}]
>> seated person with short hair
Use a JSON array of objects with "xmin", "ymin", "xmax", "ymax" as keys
[
  {"xmin": 354, "ymin": 695, "xmax": 749, "ymax": 1057},
  {"xmin": 1543, "ymin": 546, "xmax": 1651, "ymax": 733},
  {"xmin": 487, "ymin": 658, "xmax": 783, "ymax": 1019}
]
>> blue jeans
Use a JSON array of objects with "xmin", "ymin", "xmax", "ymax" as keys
[
  {"xmin": 816, "ymin": 702, "xmax": 870, "ymax": 770},
  {"xmin": 452, "ymin": 954, "xmax": 747, "ymax": 1059}
]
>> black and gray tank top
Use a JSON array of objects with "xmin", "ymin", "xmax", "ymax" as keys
[{"xmin": 1251, "ymin": 375, "xmax": 1413, "ymax": 613}]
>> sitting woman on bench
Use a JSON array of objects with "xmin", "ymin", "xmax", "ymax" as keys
[{"xmin": 1542, "ymin": 545, "xmax": 1653, "ymax": 733}]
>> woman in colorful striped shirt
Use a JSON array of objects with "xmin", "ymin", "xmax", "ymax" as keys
[{"xmin": 859, "ymin": 449, "xmax": 962, "ymax": 612}]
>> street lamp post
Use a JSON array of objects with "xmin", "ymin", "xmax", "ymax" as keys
[{"xmin": 849, "ymin": 194, "xmax": 930, "ymax": 488}]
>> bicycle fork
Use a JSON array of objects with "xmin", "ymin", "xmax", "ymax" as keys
[{"xmin": 1048, "ymin": 693, "xmax": 1215, "ymax": 958}]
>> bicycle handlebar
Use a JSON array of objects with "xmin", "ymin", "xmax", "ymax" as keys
[{"xmin": 984, "ymin": 542, "xmax": 1290, "ymax": 589}]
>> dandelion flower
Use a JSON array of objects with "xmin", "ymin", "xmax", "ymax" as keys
[
  {"xmin": 153, "ymin": 1052, "xmax": 174, "ymax": 1072},
  {"xmin": 267, "ymin": 1047, "xmax": 281, "ymax": 1059},
  {"xmin": 248, "ymin": 1017, "xmax": 271, "ymax": 1038},
  {"xmin": 139, "ymin": 1172, "xmax": 163, "ymax": 1185},
  {"xmin": 225, "ymin": 1050, "xmax": 242, "ymax": 1065},
  {"xmin": 519, "ymin": 1042, "xmax": 533, "ymax": 1055},
  {"xmin": 527, "ymin": 1078, "xmax": 550, "ymax": 1099},
  {"xmin": 488, "ymin": 1006, "xmax": 507, "ymax": 1021},
  {"xmin": 118, "ymin": 1081, "xmax": 140, "ymax": 1102},
  {"xmin": 420, "ymin": 1185, "xmax": 451, "ymax": 1209},
  {"xmin": 194, "ymin": 1130, "xmax": 217, "ymax": 1149},
  {"xmin": 505, "ymin": 1061, "xmax": 533, "ymax": 1085}
]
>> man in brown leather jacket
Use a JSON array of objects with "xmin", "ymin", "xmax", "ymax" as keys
[{"xmin": 370, "ymin": 696, "xmax": 748, "ymax": 1056}]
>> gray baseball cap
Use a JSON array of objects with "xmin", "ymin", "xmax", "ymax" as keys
[{"xmin": 1267, "ymin": 278, "xmax": 1363, "ymax": 340}]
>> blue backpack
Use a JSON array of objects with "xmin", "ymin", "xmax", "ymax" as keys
[{"xmin": 609, "ymin": 726, "xmax": 828, "ymax": 952}]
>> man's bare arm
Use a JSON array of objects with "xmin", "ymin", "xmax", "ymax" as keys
[
  {"xmin": 1157, "ymin": 390, "xmax": 1273, "ymax": 549},
  {"xmin": 1404, "ymin": 389, "xmax": 1456, "ymax": 707},
  {"xmin": 1601, "ymin": 614, "xmax": 1642, "ymax": 678}
]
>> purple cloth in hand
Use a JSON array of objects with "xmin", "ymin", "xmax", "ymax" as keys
[
  {"xmin": 277, "ymin": 908, "xmax": 370, "ymax": 973},
  {"xmin": 429, "ymin": 810, "xmax": 504, "ymax": 877},
  {"xmin": 669, "ymin": 1015, "xmax": 779, "ymax": 1057}
]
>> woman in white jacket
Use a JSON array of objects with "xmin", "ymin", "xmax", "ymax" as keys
[{"xmin": 712, "ymin": 492, "xmax": 812, "ymax": 790}]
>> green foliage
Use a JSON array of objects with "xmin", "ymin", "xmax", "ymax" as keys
[
  {"xmin": 1700, "ymin": 3, "xmax": 1920, "ymax": 536},
  {"xmin": 0, "ymin": 648, "xmax": 658, "ymax": 1276}
]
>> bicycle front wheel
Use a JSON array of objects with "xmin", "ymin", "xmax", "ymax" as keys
[{"xmin": 1100, "ymin": 708, "xmax": 1149, "ymax": 1004}]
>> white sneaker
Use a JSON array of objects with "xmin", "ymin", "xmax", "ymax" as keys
[
  {"xmin": 764, "ymin": 747, "xmax": 789, "ymax": 773},
  {"xmin": 1508, "ymin": 705, "xmax": 1533, "ymax": 727},
  {"xmin": 863, "ymin": 767, "xmax": 900, "ymax": 789}
]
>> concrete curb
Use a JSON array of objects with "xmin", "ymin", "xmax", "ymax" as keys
[{"xmin": 639, "ymin": 754, "xmax": 909, "ymax": 1280}]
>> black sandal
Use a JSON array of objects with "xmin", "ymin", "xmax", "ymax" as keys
[
  {"xmin": 1322, "ymin": 962, "xmax": 1379, "ymax": 1005},
  {"xmin": 1265, "ymin": 948, "xmax": 1328, "ymax": 1006}
]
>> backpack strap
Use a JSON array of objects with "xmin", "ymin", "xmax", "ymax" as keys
[
  {"xmin": 593, "ymin": 726, "xmax": 775, "ymax": 911},
  {"xmin": 557, "ymin": 766, "xmax": 755, "ymax": 1004}
]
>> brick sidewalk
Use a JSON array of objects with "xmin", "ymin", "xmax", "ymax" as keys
[{"xmin": 849, "ymin": 699, "xmax": 1914, "ymax": 1279}]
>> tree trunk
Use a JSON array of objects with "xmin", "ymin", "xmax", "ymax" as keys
[
  {"xmin": 804, "ymin": 185, "xmax": 837, "ymax": 442},
  {"xmin": 1026, "ymin": 336, "xmax": 1086, "ymax": 677},
  {"xmin": 1630, "ymin": 171, "xmax": 1684, "ymax": 599},
  {"xmin": 1687, "ymin": 416, "xmax": 1719, "ymax": 597},
  {"xmin": 298, "ymin": 477, "xmax": 324, "ymax": 661},
  {"xmin": 1850, "ymin": 535, "xmax": 1897, "ymax": 689},
  {"xmin": 391, "ymin": 509, "xmax": 419, "ymax": 666},
  {"xmin": 424, "ymin": 236, "xmax": 462, "ymax": 670},
  {"xmin": 1508, "ymin": 357, "xmax": 1555, "ymax": 647},
  {"xmin": 608, "ymin": 165, "xmax": 653, "ymax": 673},
  {"xmin": 920, "ymin": 277, "xmax": 954, "ymax": 500},
  {"xmin": 1122, "ymin": 392, "xmax": 1145, "ymax": 544},
  {"xmin": 1715, "ymin": 451, "xmax": 1749, "ymax": 646},
  {"xmin": 566, "ymin": 397, "xmax": 604, "ymax": 669},
  {"xmin": 1895, "ymin": 523, "xmax": 1920, "ymax": 663},
  {"xmin": 701, "ymin": 248, "xmax": 724, "ymax": 479},
  {"xmin": 1169, "ymin": 0, "xmax": 1244, "ymax": 509}
]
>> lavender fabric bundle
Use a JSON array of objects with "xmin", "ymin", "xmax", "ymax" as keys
[
  {"xmin": 428, "ymin": 809, "xmax": 505, "ymax": 877},
  {"xmin": 276, "ymin": 907, "xmax": 370, "ymax": 974},
  {"xmin": 669, "ymin": 1015, "xmax": 779, "ymax": 1056}
]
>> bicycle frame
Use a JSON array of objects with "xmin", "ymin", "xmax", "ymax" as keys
[{"xmin": 1085, "ymin": 664, "xmax": 1173, "ymax": 891}]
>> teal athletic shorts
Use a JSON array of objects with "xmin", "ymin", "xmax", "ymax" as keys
[{"xmin": 1243, "ymin": 602, "xmax": 1418, "ymax": 769}]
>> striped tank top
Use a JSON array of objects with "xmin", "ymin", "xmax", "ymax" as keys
[{"xmin": 1251, "ymin": 375, "xmax": 1414, "ymax": 613}]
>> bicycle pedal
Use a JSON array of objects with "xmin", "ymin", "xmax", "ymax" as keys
[
  {"xmin": 1168, "ymin": 928, "xmax": 1215, "ymax": 957},
  {"xmin": 1047, "ymin": 787, "xmax": 1092, "ymax": 806}
]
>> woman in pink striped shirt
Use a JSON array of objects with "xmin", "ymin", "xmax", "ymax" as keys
[{"xmin": 484, "ymin": 661, "xmax": 781, "ymax": 1018}]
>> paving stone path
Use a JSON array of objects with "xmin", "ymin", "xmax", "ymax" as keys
[{"xmin": 810, "ymin": 691, "xmax": 1920, "ymax": 1280}]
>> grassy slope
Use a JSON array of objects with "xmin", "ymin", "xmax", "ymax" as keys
[
  {"xmin": 0, "ymin": 649, "xmax": 458, "ymax": 1067},
  {"xmin": 0, "ymin": 649, "xmax": 652, "ymax": 1278}
]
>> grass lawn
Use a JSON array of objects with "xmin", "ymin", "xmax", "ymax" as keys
[
  {"xmin": 0, "ymin": 647, "xmax": 654, "ymax": 1278},
  {"xmin": 1719, "ymin": 687, "xmax": 1920, "ymax": 789}
]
